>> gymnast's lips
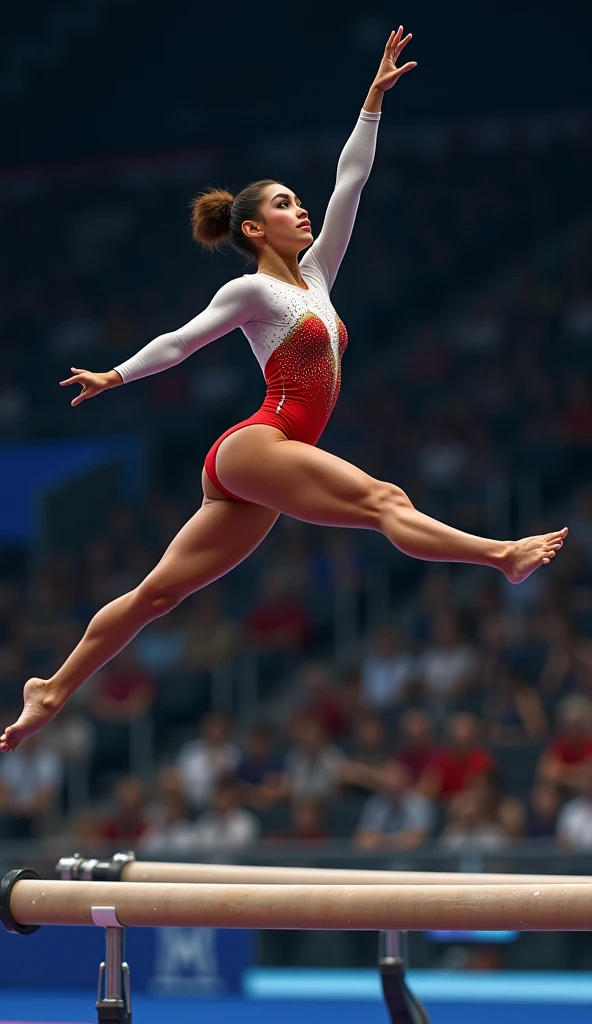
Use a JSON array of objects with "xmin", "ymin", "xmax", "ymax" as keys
[{"xmin": 297, "ymin": 221, "xmax": 312, "ymax": 231}]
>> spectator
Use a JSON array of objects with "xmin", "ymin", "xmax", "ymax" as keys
[
  {"xmin": 360, "ymin": 626, "xmax": 415, "ymax": 709},
  {"xmin": 483, "ymin": 664, "xmax": 547, "ymax": 744},
  {"xmin": 538, "ymin": 696, "xmax": 592, "ymax": 791},
  {"xmin": 341, "ymin": 711, "xmax": 390, "ymax": 796},
  {"xmin": 525, "ymin": 782, "xmax": 561, "ymax": 839},
  {"xmin": 284, "ymin": 718, "xmax": 345, "ymax": 802},
  {"xmin": 245, "ymin": 569, "xmax": 310, "ymax": 653},
  {"xmin": 98, "ymin": 775, "xmax": 150, "ymax": 844},
  {"xmin": 354, "ymin": 761, "xmax": 433, "ymax": 852},
  {"xmin": 140, "ymin": 767, "xmax": 196, "ymax": 854},
  {"xmin": 291, "ymin": 660, "xmax": 347, "ymax": 739},
  {"xmin": 395, "ymin": 709, "xmax": 439, "ymax": 784},
  {"xmin": 133, "ymin": 609, "xmax": 187, "ymax": 675},
  {"xmin": 235, "ymin": 723, "xmax": 285, "ymax": 808},
  {"xmin": 0, "ymin": 733, "xmax": 63, "ymax": 839},
  {"xmin": 440, "ymin": 787, "xmax": 510, "ymax": 851},
  {"xmin": 90, "ymin": 647, "xmax": 155, "ymax": 724},
  {"xmin": 415, "ymin": 612, "xmax": 477, "ymax": 706},
  {"xmin": 176, "ymin": 710, "xmax": 240, "ymax": 809},
  {"xmin": 269, "ymin": 799, "xmax": 329, "ymax": 843},
  {"xmin": 191, "ymin": 778, "xmax": 259, "ymax": 851},
  {"xmin": 537, "ymin": 617, "xmax": 592, "ymax": 700},
  {"xmin": 556, "ymin": 763, "xmax": 592, "ymax": 850},
  {"xmin": 182, "ymin": 587, "xmax": 241, "ymax": 672},
  {"xmin": 420, "ymin": 712, "xmax": 495, "ymax": 801}
]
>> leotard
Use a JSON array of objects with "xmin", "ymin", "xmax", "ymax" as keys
[{"xmin": 114, "ymin": 108, "xmax": 381, "ymax": 502}]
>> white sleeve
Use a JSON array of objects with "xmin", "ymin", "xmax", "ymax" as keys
[
  {"xmin": 113, "ymin": 276, "xmax": 259, "ymax": 384},
  {"xmin": 300, "ymin": 108, "xmax": 381, "ymax": 291}
]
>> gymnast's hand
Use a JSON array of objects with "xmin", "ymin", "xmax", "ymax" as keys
[
  {"xmin": 59, "ymin": 367, "xmax": 123, "ymax": 406},
  {"xmin": 372, "ymin": 25, "xmax": 417, "ymax": 92}
]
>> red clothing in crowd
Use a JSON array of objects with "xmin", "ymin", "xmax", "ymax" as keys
[
  {"xmin": 99, "ymin": 817, "xmax": 149, "ymax": 842},
  {"xmin": 295, "ymin": 694, "xmax": 347, "ymax": 739},
  {"xmin": 396, "ymin": 745, "xmax": 440, "ymax": 783},
  {"xmin": 97, "ymin": 668, "xmax": 155, "ymax": 703},
  {"xmin": 545, "ymin": 736, "xmax": 592, "ymax": 767},
  {"xmin": 246, "ymin": 602, "xmax": 310, "ymax": 648},
  {"xmin": 430, "ymin": 746, "xmax": 496, "ymax": 799}
]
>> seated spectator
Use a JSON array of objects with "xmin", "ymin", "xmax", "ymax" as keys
[
  {"xmin": 140, "ymin": 767, "xmax": 196, "ymax": 854},
  {"xmin": 284, "ymin": 718, "xmax": 345, "ymax": 802},
  {"xmin": 97, "ymin": 775, "xmax": 149, "ymax": 844},
  {"xmin": 415, "ymin": 612, "xmax": 477, "ymax": 706},
  {"xmin": 245, "ymin": 569, "xmax": 310, "ymax": 653},
  {"xmin": 483, "ymin": 664, "xmax": 547, "ymax": 744},
  {"xmin": 360, "ymin": 625, "xmax": 415, "ymax": 710},
  {"xmin": 525, "ymin": 782, "xmax": 562, "ymax": 839},
  {"xmin": 268, "ymin": 799, "xmax": 329, "ymax": 843},
  {"xmin": 440, "ymin": 787, "xmax": 510, "ymax": 851},
  {"xmin": 236, "ymin": 723, "xmax": 285, "ymax": 808},
  {"xmin": 341, "ymin": 711, "xmax": 390, "ymax": 796},
  {"xmin": 409, "ymin": 572, "xmax": 453, "ymax": 646},
  {"xmin": 556, "ymin": 763, "xmax": 592, "ymax": 850},
  {"xmin": 395, "ymin": 709, "xmax": 440, "ymax": 784},
  {"xmin": 133, "ymin": 609, "xmax": 187, "ymax": 675},
  {"xmin": 419, "ymin": 712, "xmax": 495, "ymax": 801},
  {"xmin": 191, "ymin": 778, "xmax": 259, "ymax": 851},
  {"xmin": 291, "ymin": 660, "xmax": 347, "ymax": 739},
  {"xmin": 0, "ymin": 733, "xmax": 63, "ymax": 839},
  {"xmin": 354, "ymin": 761, "xmax": 433, "ymax": 852},
  {"xmin": 538, "ymin": 695, "xmax": 592, "ymax": 791},
  {"xmin": 334, "ymin": 665, "xmax": 364, "ymax": 733},
  {"xmin": 176, "ymin": 710, "xmax": 240, "ymax": 810},
  {"xmin": 181, "ymin": 586, "xmax": 241, "ymax": 672},
  {"xmin": 537, "ymin": 617, "xmax": 592, "ymax": 700},
  {"xmin": 90, "ymin": 647, "xmax": 155, "ymax": 724}
]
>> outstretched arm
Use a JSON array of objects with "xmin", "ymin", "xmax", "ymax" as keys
[
  {"xmin": 60, "ymin": 276, "xmax": 258, "ymax": 405},
  {"xmin": 300, "ymin": 26, "xmax": 416, "ymax": 291}
]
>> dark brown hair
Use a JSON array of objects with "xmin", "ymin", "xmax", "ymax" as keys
[{"xmin": 190, "ymin": 179, "xmax": 284, "ymax": 260}]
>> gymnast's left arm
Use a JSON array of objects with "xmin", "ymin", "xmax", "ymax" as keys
[{"xmin": 300, "ymin": 26, "xmax": 416, "ymax": 291}]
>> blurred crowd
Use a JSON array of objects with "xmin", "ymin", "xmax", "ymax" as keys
[{"xmin": 3, "ymin": 546, "xmax": 592, "ymax": 856}]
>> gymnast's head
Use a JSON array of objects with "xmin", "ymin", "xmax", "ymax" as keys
[{"xmin": 190, "ymin": 181, "xmax": 313, "ymax": 261}]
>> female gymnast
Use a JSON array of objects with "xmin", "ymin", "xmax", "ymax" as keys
[{"xmin": 1, "ymin": 27, "xmax": 567, "ymax": 752}]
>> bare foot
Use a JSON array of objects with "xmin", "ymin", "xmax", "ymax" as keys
[
  {"xmin": 0, "ymin": 678, "xmax": 64, "ymax": 753},
  {"xmin": 502, "ymin": 527, "xmax": 568, "ymax": 585}
]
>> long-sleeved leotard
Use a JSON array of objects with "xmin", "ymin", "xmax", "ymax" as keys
[{"xmin": 114, "ymin": 108, "xmax": 381, "ymax": 501}]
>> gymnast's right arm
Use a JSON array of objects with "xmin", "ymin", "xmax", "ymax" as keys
[{"xmin": 59, "ymin": 276, "xmax": 258, "ymax": 406}]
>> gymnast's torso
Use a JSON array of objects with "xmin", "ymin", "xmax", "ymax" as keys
[
  {"xmin": 112, "ymin": 108, "xmax": 381, "ymax": 475},
  {"xmin": 237, "ymin": 269, "xmax": 348, "ymax": 445}
]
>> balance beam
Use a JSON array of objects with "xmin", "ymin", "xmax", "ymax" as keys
[{"xmin": 8, "ymin": 879, "xmax": 592, "ymax": 931}]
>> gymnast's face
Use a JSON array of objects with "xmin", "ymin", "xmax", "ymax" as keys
[{"xmin": 242, "ymin": 183, "xmax": 313, "ymax": 255}]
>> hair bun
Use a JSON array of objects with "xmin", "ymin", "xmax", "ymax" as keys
[{"xmin": 190, "ymin": 188, "xmax": 234, "ymax": 248}]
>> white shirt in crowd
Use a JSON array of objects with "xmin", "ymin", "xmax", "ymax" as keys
[
  {"xmin": 0, "ymin": 746, "xmax": 63, "ymax": 806},
  {"xmin": 175, "ymin": 739, "xmax": 241, "ymax": 808},
  {"xmin": 361, "ymin": 651, "xmax": 416, "ymax": 708},
  {"xmin": 416, "ymin": 645, "xmax": 476, "ymax": 696},
  {"xmin": 284, "ymin": 744, "xmax": 346, "ymax": 800},
  {"xmin": 190, "ymin": 808, "xmax": 259, "ymax": 851},
  {"xmin": 557, "ymin": 797, "xmax": 592, "ymax": 850}
]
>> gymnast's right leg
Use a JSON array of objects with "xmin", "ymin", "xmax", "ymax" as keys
[{"xmin": 0, "ymin": 475, "xmax": 279, "ymax": 751}]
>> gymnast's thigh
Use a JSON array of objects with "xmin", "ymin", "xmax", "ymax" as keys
[{"xmin": 214, "ymin": 423, "xmax": 388, "ymax": 530}]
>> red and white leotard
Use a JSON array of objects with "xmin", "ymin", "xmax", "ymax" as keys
[{"xmin": 114, "ymin": 108, "xmax": 381, "ymax": 501}]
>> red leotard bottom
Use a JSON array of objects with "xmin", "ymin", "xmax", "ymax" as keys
[
  {"xmin": 203, "ymin": 402, "xmax": 325, "ymax": 504},
  {"xmin": 203, "ymin": 415, "xmax": 284, "ymax": 503}
]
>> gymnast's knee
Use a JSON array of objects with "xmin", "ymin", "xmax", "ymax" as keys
[
  {"xmin": 132, "ymin": 583, "xmax": 183, "ymax": 620},
  {"xmin": 372, "ymin": 480, "xmax": 413, "ymax": 528}
]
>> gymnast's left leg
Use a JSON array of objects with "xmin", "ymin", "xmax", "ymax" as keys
[{"xmin": 213, "ymin": 425, "xmax": 568, "ymax": 583}]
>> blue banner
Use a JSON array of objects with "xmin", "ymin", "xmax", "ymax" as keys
[{"xmin": 0, "ymin": 925, "xmax": 252, "ymax": 994}]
